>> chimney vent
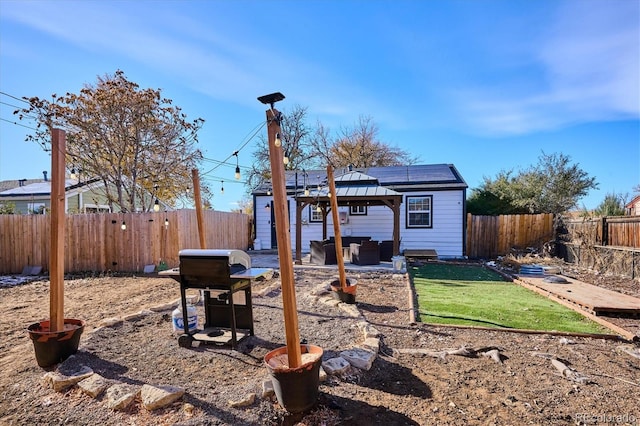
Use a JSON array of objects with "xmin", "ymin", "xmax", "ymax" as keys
[{"xmin": 43, "ymin": 171, "xmax": 48, "ymax": 181}]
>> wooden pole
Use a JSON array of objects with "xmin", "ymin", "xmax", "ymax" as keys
[
  {"xmin": 191, "ymin": 169, "xmax": 206, "ymax": 249},
  {"xmin": 266, "ymin": 107, "xmax": 302, "ymax": 368},
  {"xmin": 50, "ymin": 128, "xmax": 66, "ymax": 332},
  {"xmin": 326, "ymin": 166, "xmax": 348, "ymax": 290}
]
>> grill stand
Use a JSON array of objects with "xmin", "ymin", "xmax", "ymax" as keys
[{"xmin": 178, "ymin": 279, "xmax": 253, "ymax": 349}]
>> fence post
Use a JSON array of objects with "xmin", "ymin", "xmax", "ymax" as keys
[{"xmin": 601, "ymin": 217, "xmax": 608, "ymax": 246}]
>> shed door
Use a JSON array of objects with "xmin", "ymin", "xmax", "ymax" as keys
[{"xmin": 269, "ymin": 200, "xmax": 290, "ymax": 249}]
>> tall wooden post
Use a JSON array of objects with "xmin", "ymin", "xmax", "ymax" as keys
[
  {"xmin": 191, "ymin": 169, "xmax": 206, "ymax": 249},
  {"xmin": 50, "ymin": 129, "xmax": 66, "ymax": 332},
  {"xmin": 266, "ymin": 107, "xmax": 302, "ymax": 368},
  {"xmin": 326, "ymin": 166, "xmax": 348, "ymax": 290}
]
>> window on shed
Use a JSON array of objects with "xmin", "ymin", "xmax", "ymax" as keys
[
  {"xmin": 309, "ymin": 205, "xmax": 323, "ymax": 222},
  {"xmin": 406, "ymin": 195, "xmax": 432, "ymax": 228},
  {"xmin": 349, "ymin": 205, "xmax": 367, "ymax": 215}
]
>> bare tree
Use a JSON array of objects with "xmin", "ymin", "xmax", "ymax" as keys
[
  {"xmin": 246, "ymin": 105, "xmax": 320, "ymax": 192},
  {"xmin": 310, "ymin": 116, "xmax": 418, "ymax": 168},
  {"xmin": 247, "ymin": 110, "xmax": 418, "ymax": 196},
  {"xmin": 16, "ymin": 70, "xmax": 205, "ymax": 212}
]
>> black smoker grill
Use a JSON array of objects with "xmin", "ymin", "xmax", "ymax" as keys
[{"xmin": 177, "ymin": 249, "xmax": 254, "ymax": 349}]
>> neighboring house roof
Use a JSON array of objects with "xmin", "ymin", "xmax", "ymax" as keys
[
  {"xmin": 0, "ymin": 179, "xmax": 96, "ymax": 197},
  {"xmin": 0, "ymin": 179, "xmax": 44, "ymax": 193},
  {"xmin": 253, "ymin": 163, "xmax": 467, "ymax": 195},
  {"xmin": 625, "ymin": 195, "xmax": 640, "ymax": 209}
]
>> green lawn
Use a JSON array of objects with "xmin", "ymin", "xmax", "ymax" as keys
[{"xmin": 410, "ymin": 263, "xmax": 609, "ymax": 334}]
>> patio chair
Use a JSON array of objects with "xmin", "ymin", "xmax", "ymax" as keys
[
  {"xmin": 310, "ymin": 240, "xmax": 338, "ymax": 265},
  {"xmin": 380, "ymin": 240, "xmax": 394, "ymax": 261},
  {"xmin": 350, "ymin": 240, "xmax": 380, "ymax": 265}
]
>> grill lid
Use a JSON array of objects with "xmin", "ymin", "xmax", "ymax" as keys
[{"xmin": 178, "ymin": 249, "xmax": 251, "ymax": 269}]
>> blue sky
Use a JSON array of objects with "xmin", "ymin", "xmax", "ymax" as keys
[{"xmin": 1, "ymin": 0, "xmax": 638, "ymax": 211}]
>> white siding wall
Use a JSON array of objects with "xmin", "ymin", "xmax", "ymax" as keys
[
  {"xmin": 400, "ymin": 190, "xmax": 464, "ymax": 258},
  {"xmin": 254, "ymin": 190, "xmax": 465, "ymax": 258}
]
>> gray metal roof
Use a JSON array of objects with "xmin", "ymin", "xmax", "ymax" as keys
[
  {"xmin": 334, "ymin": 171, "xmax": 378, "ymax": 185},
  {"xmin": 253, "ymin": 163, "xmax": 467, "ymax": 195},
  {"xmin": 308, "ymin": 184, "xmax": 401, "ymax": 198}
]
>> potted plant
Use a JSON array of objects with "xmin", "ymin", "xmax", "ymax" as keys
[
  {"xmin": 27, "ymin": 129, "xmax": 84, "ymax": 368},
  {"xmin": 28, "ymin": 318, "xmax": 85, "ymax": 368},
  {"xmin": 329, "ymin": 278, "xmax": 357, "ymax": 304}
]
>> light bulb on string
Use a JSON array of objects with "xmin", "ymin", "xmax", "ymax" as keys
[
  {"xmin": 233, "ymin": 151, "xmax": 241, "ymax": 180},
  {"xmin": 274, "ymin": 132, "xmax": 281, "ymax": 147},
  {"xmin": 121, "ymin": 221, "xmax": 126, "ymax": 230},
  {"xmin": 220, "ymin": 180, "xmax": 224, "ymax": 194},
  {"xmin": 153, "ymin": 199, "xmax": 160, "ymax": 212}
]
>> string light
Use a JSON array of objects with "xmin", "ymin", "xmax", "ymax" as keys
[
  {"xmin": 283, "ymin": 150, "xmax": 290, "ymax": 165},
  {"xmin": 121, "ymin": 221, "xmax": 126, "ymax": 230},
  {"xmin": 220, "ymin": 180, "xmax": 224, "ymax": 194},
  {"xmin": 233, "ymin": 151, "xmax": 240, "ymax": 180},
  {"xmin": 164, "ymin": 218, "xmax": 169, "ymax": 227},
  {"xmin": 153, "ymin": 199, "xmax": 160, "ymax": 212},
  {"xmin": 70, "ymin": 168, "xmax": 77, "ymax": 179},
  {"xmin": 274, "ymin": 132, "xmax": 281, "ymax": 147}
]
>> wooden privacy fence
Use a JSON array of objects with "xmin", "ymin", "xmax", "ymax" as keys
[
  {"xmin": 0, "ymin": 209, "xmax": 251, "ymax": 274},
  {"xmin": 563, "ymin": 216, "xmax": 640, "ymax": 248},
  {"xmin": 466, "ymin": 213, "xmax": 554, "ymax": 259}
]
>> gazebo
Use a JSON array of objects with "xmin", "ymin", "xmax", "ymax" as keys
[{"xmin": 293, "ymin": 171, "xmax": 403, "ymax": 264}]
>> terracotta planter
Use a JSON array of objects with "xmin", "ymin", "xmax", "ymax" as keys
[
  {"xmin": 264, "ymin": 344, "xmax": 323, "ymax": 413},
  {"xmin": 27, "ymin": 318, "xmax": 85, "ymax": 368},
  {"xmin": 330, "ymin": 278, "xmax": 357, "ymax": 304}
]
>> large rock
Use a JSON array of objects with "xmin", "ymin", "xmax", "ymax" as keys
[
  {"xmin": 106, "ymin": 383, "xmax": 140, "ymax": 411},
  {"xmin": 43, "ymin": 365, "xmax": 94, "ymax": 392},
  {"xmin": 322, "ymin": 357, "xmax": 351, "ymax": 375},
  {"xmin": 228, "ymin": 393, "xmax": 256, "ymax": 408},
  {"xmin": 340, "ymin": 348, "xmax": 376, "ymax": 371},
  {"xmin": 141, "ymin": 384, "xmax": 185, "ymax": 410},
  {"xmin": 77, "ymin": 373, "xmax": 109, "ymax": 398}
]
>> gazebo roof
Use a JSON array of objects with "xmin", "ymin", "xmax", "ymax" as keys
[{"xmin": 296, "ymin": 170, "xmax": 401, "ymax": 206}]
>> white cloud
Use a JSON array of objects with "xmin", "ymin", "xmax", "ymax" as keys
[
  {"xmin": 1, "ymin": 1, "xmax": 395, "ymax": 127},
  {"xmin": 455, "ymin": 0, "xmax": 639, "ymax": 136}
]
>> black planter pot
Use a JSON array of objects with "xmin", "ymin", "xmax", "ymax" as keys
[
  {"xmin": 27, "ymin": 318, "xmax": 85, "ymax": 368},
  {"xmin": 330, "ymin": 278, "xmax": 357, "ymax": 304},
  {"xmin": 264, "ymin": 344, "xmax": 323, "ymax": 413}
]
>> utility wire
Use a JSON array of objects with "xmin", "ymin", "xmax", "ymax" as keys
[
  {"xmin": 0, "ymin": 91, "xmax": 31, "ymax": 104},
  {"xmin": 0, "ymin": 117, "xmax": 39, "ymax": 132},
  {"xmin": 201, "ymin": 120, "xmax": 265, "ymax": 177}
]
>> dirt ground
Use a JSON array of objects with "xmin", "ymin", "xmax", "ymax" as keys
[{"xmin": 0, "ymin": 259, "xmax": 639, "ymax": 426}]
